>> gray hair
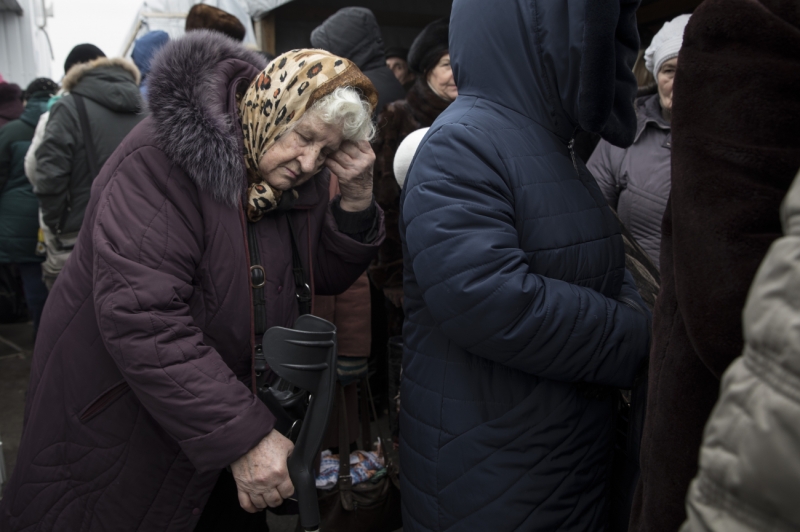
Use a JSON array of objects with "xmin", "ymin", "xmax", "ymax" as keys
[{"xmin": 306, "ymin": 86, "xmax": 375, "ymax": 142}]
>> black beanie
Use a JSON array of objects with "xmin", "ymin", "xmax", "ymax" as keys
[
  {"xmin": 385, "ymin": 47, "xmax": 409, "ymax": 61},
  {"xmin": 408, "ymin": 19, "xmax": 450, "ymax": 75},
  {"xmin": 24, "ymin": 78, "xmax": 59, "ymax": 99},
  {"xmin": 64, "ymin": 44, "xmax": 106, "ymax": 74}
]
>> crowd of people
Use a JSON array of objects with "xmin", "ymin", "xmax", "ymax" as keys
[{"xmin": 0, "ymin": 0, "xmax": 798, "ymax": 531}]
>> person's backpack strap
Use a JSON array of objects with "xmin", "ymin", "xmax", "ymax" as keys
[{"xmin": 72, "ymin": 94, "xmax": 100, "ymax": 178}]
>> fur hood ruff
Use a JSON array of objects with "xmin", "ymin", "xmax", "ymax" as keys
[
  {"xmin": 62, "ymin": 57, "xmax": 141, "ymax": 92},
  {"xmin": 146, "ymin": 30, "xmax": 267, "ymax": 207}
]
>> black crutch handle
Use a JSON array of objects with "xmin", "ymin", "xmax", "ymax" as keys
[{"xmin": 262, "ymin": 314, "xmax": 337, "ymax": 532}]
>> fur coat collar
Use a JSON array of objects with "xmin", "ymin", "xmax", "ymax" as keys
[
  {"xmin": 406, "ymin": 78, "xmax": 451, "ymax": 128},
  {"xmin": 146, "ymin": 30, "xmax": 267, "ymax": 207}
]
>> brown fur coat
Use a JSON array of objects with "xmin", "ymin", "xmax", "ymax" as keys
[
  {"xmin": 370, "ymin": 79, "xmax": 451, "ymax": 290},
  {"xmin": 631, "ymin": 2, "xmax": 800, "ymax": 531}
]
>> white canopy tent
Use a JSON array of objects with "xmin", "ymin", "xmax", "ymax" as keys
[{"xmin": 120, "ymin": 0, "xmax": 295, "ymax": 57}]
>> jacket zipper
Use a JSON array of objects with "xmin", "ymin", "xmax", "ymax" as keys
[{"xmin": 567, "ymin": 138, "xmax": 579, "ymax": 175}]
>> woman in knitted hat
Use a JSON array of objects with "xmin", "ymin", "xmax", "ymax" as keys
[
  {"xmin": 369, "ymin": 19, "xmax": 455, "ymax": 443},
  {"xmin": 587, "ymin": 13, "xmax": 692, "ymax": 271},
  {"xmin": 0, "ymin": 79, "xmax": 23, "ymax": 128},
  {"xmin": 0, "ymin": 31, "xmax": 384, "ymax": 532},
  {"xmin": 371, "ymin": 18, "xmax": 455, "ymax": 324}
]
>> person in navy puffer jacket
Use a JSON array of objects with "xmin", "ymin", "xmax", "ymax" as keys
[{"xmin": 398, "ymin": 0, "xmax": 651, "ymax": 530}]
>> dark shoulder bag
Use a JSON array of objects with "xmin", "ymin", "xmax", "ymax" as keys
[
  {"xmin": 317, "ymin": 380, "xmax": 403, "ymax": 532},
  {"xmin": 73, "ymin": 94, "xmax": 100, "ymax": 179}
]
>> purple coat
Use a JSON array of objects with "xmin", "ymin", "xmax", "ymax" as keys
[{"xmin": 0, "ymin": 32, "xmax": 383, "ymax": 531}]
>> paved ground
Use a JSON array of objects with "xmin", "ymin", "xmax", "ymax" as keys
[{"xmin": 0, "ymin": 321, "xmax": 399, "ymax": 531}]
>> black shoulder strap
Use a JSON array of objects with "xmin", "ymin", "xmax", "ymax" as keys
[
  {"xmin": 286, "ymin": 214, "xmax": 312, "ymax": 316},
  {"xmin": 72, "ymin": 94, "xmax": 100, "ymax": 178},
  {"xmin": 246, "ymin": 214, "xmax": 311, "ymax": 336},
  {"xmin": 247, "ymin": 222, "xmax": 268, "ymax": 336}
]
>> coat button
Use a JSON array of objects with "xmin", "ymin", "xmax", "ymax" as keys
[
  {"xmin": 193, "ymin": 508, "xmax": 201, "ymax": 515},
  {"xmin": 278, "ymin": 285, "xmax": 283, "ymax": 293}
]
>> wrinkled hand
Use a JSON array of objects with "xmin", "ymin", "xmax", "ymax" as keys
[
  {"xmin": 325, "ymin": 140, "xmax": 375, "ymax": 212},
  {"xmin": 384, "ymin": 287, "xmax": 404, "ymax": 308},
  {"xmin": 230, "ymin": 430, "xmax": 294, "ymax": 512}
]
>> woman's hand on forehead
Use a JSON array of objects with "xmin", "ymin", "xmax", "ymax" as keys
[{"xmin": 326, "ymin": 140, "xmax": 375, "ymax": 212}]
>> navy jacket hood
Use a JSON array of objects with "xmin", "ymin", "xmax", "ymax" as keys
[
  {"xmin": 131, "ymin": 30, "xmax": 170, "ymax": 79},
  {"xmin": 450, "ymin": 0, "xmax": 640, "ymax": 146}
]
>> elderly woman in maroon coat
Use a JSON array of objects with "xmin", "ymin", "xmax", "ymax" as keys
[{"xmin": 0, "ymin": 32, "xmax": 384, "ymax": 531}]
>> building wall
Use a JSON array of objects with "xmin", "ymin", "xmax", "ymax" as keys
[{"xmin": 0, "ymin": 0, "xmax": 52, "ymax": 86}]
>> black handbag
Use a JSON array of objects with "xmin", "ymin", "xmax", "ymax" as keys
[{"xmin": 316, "ymin": 381, "xmax": 402, "ymax": 532}]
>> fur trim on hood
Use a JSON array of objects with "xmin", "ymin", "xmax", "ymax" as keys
[
  {"xmin": 146, "ymin": 30, "xmax": 267, "ymax": 208},
  {"xmin": 62, "ymin": 57, "xmax": 141, "ymax": 92}
]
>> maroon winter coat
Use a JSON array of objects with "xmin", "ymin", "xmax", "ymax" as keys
[
  {"xmin": 0, "ymin": 32, "xmax": 383, "ymax": 531},
  {"xmin": 0, "ymin": 82, "xmax": 23, "ymax": 128}
]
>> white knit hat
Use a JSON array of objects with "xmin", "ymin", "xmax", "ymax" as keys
[
  {"xmin": 393, "ymin": 128, "xmax": 430, "ymax": 188},
  {"xmin": 645, "ymin": 14, "xmax": 691, "ymax": 75}
]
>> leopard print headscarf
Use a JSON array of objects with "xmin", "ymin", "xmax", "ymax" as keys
[{"xmin": 238, "ymin": 49, "xmax": 378, "ymax": 222}]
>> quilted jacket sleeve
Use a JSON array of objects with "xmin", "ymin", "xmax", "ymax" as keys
[
  {"xmin": 35, "ymin": 99, "xmax": 76, "ymax": 233},
  {"xmin": 403, "ymin": 124, "xmax": 649, "ymax": 388},
  {"xmin": 587, "ymin": 138, "xmax": 623, "ymax": 209},
  {"xmin": 313, "ymin": 199, "xmax": 385, "ymax": 296},
  {"xmin": 92, "ymin": 147, "xmax": 274, "ymax": 473}
]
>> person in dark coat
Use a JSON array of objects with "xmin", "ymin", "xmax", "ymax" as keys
[
  {"xmin": 370, "ymin": 18, "xmax": 454, "ymax": 328},
  {"xmin": 0, "ymin": 80, "xmax": 23, "ymax": 128},
  {"xmin": 131, "ymin": 30, "xmax": 170, "ymax": 101},
  {"xmin": 0, "ymin": 31, "xmax": 384, "ymax": 531},
  {"xmin": 588, "ymin": 14, "xmax": 691, "ymax": 269},
  {"xmin": 630, "ymin": 2, "xmax": 800, "ymax": 532},
  {"xmin": 310, "ymin": 7, "xmax": 406, "ymax": 117},
  {"xmin": 25, "ymin": 43, "xmax": 106, "ymax": 290},
  {"xmin": 398, "ymin": 0, "xmax": 651, "ymax": 529},
  {"xmin": 33, "ymin": 55, "xmax": 144, "ymax": 287},
  {"xmin": 386, "ymin": 47, "xmax": 415, "ymax": 92},
  {"xmin": 0, "ymin": 78, "xmax": 58, "ymax": 334}
]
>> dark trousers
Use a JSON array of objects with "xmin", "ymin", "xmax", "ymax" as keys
[
  {"xmin": 194, "ymin": 469, "xmax": 269, "ymax": 532},
  {"xmin": 17, "ymin": 262, "xmax": 47, "ymax": 335}
]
